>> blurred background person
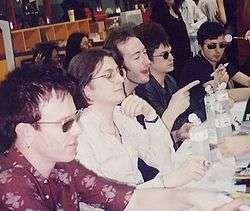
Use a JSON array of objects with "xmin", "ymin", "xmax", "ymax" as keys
[
  {"xmin": 64, "ymin": 32, "xmax": 92, "ymax": 70},
  {"xmin": 176, "ymin": 0, "xmax": 207, "ymax": 55},
  {"xmin": 151, "ymin": 0, "xmax": 193, "ymax": 81}
]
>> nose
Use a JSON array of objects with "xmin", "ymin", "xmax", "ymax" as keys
[
  {"xmin": 70, "ymin": 121, "xmax": 82, "ymax": 137},
  {"xmin": 169, "ymin": 53, "xmax": 174, "ymax": 61},
  {"xmin": 143, "ymin": 53, "xmax": 151, "ymax": 67}
]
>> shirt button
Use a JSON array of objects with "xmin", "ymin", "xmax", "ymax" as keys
[
  {"xmin": 44, "ymin": 179, "xmax": 48, "ymax": 184},
  {"xmin": 45, "ymin": 195, "xmax": 50, "ymax": 199}
]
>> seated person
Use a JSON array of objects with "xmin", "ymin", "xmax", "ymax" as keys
[
  {"xmin": 179, "ymin": 22, "xmax": 250, "ymax": 111},
  {"xmin": 134, "ymin": 22, "xmax": 205, "ymax": 145},
  {"xmin": 64, "ymin": 32, "xmax": 93, "ymax": 70},
  {"xmin": 68, "ymin": 48, "xmax": 209, "ymax": 190},
  {"xmin": 33, "ymin": 41, "xmax": 62, "ymax": 69},
  {"xmin": 0, "ymin": 64, "xmax": 236, "ymax": 211}
]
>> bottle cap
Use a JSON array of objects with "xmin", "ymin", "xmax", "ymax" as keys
[{"xmin": 188, "ymin": 113, "xmax": 200, "ymax": 125}]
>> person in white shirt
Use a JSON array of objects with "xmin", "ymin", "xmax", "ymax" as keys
[
  {"xmin": 177, "ymin": 0, "xmax": 207, "ymax": 55},
  {"xmin": 198, "ymin": 0, "xmax": 226, "ymax": 24},
  {"xmin": 68, "ymin": 48, "xmax": 209, "ymax": 189}
]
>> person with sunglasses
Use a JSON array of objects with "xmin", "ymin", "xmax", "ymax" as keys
[
  {"xmin": 0, "ymin": 65, "xmax": 248, "ymax": 211},
  {"xmin": 0, "ymin": 64, "xmax": 199, "ymax": 210},
  {"xmin": 134, "ymin": 22, "xmax": 205, "ymax": 150},
  {"xmin": 179, "ymin": 22, "xmax": 250, "ymax": 116}
]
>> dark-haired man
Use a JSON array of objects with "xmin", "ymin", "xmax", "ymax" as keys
[
  {"xmin": 179, "ymin": 22, "xmax": 250, "ymax": 110},
  {"xmin": 134, "ymin": 22, "xmax": 205, "ymax": 148},
  {"xmin": 103, "ymin": 25, "xmax": 199, "ymax": 180}
]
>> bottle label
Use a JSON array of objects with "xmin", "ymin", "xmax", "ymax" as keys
[
  {"xmin": 190, "ymin": 130, "xmax": 209, "ymax": 142},
  {"xmin": 216, "ymin": 91, "xmax": 229, "ymax": 101},
  {"xmin": 215, "ymin": 116, "xmax": 231, "ymax": 127}
]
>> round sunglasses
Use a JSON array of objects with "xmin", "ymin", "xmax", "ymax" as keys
[{"xmin": 33, "ymin": 109, "xmax": 83, "ymax": 133}]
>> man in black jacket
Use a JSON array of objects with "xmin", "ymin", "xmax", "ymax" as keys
[{"xmin": 134, "ymin": 22, "xmax": 205, "ymax": 149}]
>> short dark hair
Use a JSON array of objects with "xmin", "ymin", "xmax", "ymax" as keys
[
  {"xmin": 103, "ymin": 25, "xmax": 135, "ymax": 68},
  {"xmin": 197, "ymin": 22, "xmax": 225, "ymax": 45},
  {"xmin": 134, "ymin": 22, "xmax": 169, "ymax": 61},
  {"xmin": 0, "ymin": 65, "xmax": 76, "ymax": 152},
  {"xmin": 67, "ymin": 48, "xmax": 113, "ymax": 109}
]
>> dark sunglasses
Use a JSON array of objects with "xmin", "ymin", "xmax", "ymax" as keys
[
  {"xmin": 204, "ymin": 42, "xmax": 227, "ymax": 50},
  {"xmin": 153, "ymin": 51, "xmax": 171, "ymax": 60},
  {"xmin": 33, "ymin": 109, "xmax": 83, "ymax": 133}
]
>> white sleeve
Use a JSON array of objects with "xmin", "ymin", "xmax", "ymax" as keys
[
  {"xmin": 119, "ymin": 116, "xmax": 174, "ymax": 173},
  {"xmin": 189, "ymin": 1, "xmax": 207, "ymax": 37},
  {"xmin": 76, "ymin": 132, "xmax": 104, "ymax": 176},
  {"xmin": 183, "ymin": 0, "xmax": 207, "ymax": 38}
]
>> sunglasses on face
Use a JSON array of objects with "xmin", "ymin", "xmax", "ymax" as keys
[
  {"xmin": 153, "ymin": 51, "xmax": 171, "ymax": 60},
  {"xmin": 33, "ymin": 109, "xmax": 83, "ymax": 133},
  {"xmin": 204, "ymin": 42, "xmax": 227, "ymax": 50}
]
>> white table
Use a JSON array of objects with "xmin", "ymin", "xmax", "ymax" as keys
[{"xmin": 174, "ymin": 101, "xmax": 249, "ymax": 193}]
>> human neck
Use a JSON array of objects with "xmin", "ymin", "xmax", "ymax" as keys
[
  {"xmin": 201, "ymin": 51, "xmax": 217, "ymax": 69},
  {"xmin": 150, "ymin": 68, "xmax": 166, "ymax": 88},
  {"xmin": 15, "ymin": 141, "xmax": 54, "ymax": 178},
  {"xmin": 123, "ymin": 78, "xmax": 138, "ymax": 96},
  {"xmin": 88, "ymin": 104, "xmax": 116, "ymax": 128}
]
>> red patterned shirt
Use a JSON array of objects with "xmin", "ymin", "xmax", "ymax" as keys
[{"xmin": 0, "ymin": 146, "xmax": 134, "ymax": 210}]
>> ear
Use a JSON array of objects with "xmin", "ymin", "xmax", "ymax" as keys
[
  {"xmin": 83, "ymin": 84, "xmax": 93, "ymax": 102},
  {"xmin": 15, "ymin": 123, "xmax": 35, "ymax": 147}
]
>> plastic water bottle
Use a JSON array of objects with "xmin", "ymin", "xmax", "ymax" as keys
[
  {"xmin": 189, "ymin": 114, "xmax": 210, "ymax": 161},
  {"xmin": 214, "ymin": 83, "xmax": 232, "ymax": 138},
  {"xmin": 204, "ymin": 85, "xmax": 217, "ymax": 143}
]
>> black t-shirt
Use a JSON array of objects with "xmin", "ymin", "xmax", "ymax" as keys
[{"xmin": 179, "ymin": 52, "xmax": 239, "ymax": 114}]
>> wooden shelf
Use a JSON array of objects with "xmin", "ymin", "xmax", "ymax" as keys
[
  {"xmin": 11, "ymin": 31, "xmax": 26, "ymax": 53},
  {"xmin": 23, "ymin": 29, "xmax": 41, "ymax": 51},
  {"xmin": 0, "ymin": 18, "xmax": 91, "ymax": 55},
  {"xmin": 66, "ymin": 22, "xmax": 80, "ymax": 35},
  {"xmin": 54, "ymin": 23, "xmax": 68, "ymax": 41}
]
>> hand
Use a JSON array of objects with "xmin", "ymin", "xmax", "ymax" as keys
[
  {"xmin": 121, "ymin": 94, "xmax": 157, "ymax": 120},
  {"xmin": 213, "ymin": 198, "xmax": 250, "ymax": 211},
  {"xmin": 245, "ymin": 30, "xmax": 250, "ymax": 42},
  {"xmin": 217, "ymin": 137, "xmax": 248, "ymax": 157},
  {"xmin": 213, "ymin": 65, "xmax": 229, "ymax": 90},
  {"xmin": 176, "ymin": 123, "xmax": 193, "ymax": 140},
  {"xmin": 168, "ymin": 80, "xmax": 200, "ymax": 117},
  {"xmin": 163, "ymin": 155, "xmax": 208, "ymax": 187}
]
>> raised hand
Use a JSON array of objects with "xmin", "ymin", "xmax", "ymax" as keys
[
  {"xmin": 121, "ymin": 94, "xmax": 157, "ymax": 120},
  {"xmin": 213, "ymin": 64, "xmax": 229, "ymax": 90},
  {"xmin": 176, "ymin": 122, "xmax": 193, "ymax": 140},
  {"xmin": 168, "ymin": 80, "xmax": 200, "ymax": 117}
]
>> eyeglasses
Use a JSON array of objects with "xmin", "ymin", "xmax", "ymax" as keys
[
  {"xmin": 91, "ymin": 67, "xmax": 122, "ymax": 82},
  {"xmin": 33, "ymin": 109, "xmax": 83, "ymax": 133},
  {"xmin": 204, "ymin": 42, "xmax": 227, "ymax": 50},
  {"xmin": 153, "ymin": 51, "xmax": 171, "ymax": 60}
]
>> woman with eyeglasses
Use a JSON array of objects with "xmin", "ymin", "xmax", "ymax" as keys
[{"xmin": 67, "ymin": 48, "xmax": 209, "ymax": 193}]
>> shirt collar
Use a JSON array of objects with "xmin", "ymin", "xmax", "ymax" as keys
[
  {"xmin": 198, "ymin": 51, "xmax": 226, "ymax": 68},
  {"xmin": 6, "ymin": 145, "xmax": 47, "ymax": 183}
]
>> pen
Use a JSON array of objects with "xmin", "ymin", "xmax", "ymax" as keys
[{"xmin": 210, "ymin": 63, "xmax": 229, "ymax": 77}]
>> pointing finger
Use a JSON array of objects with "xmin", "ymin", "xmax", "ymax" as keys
[{"xmin": 179, "ymin": 80, "xmax": 200, "ymax": 93}]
